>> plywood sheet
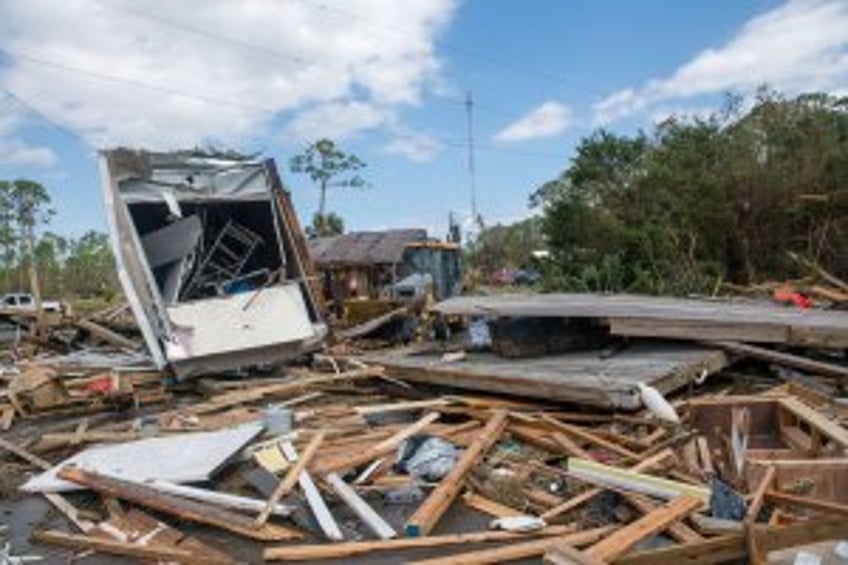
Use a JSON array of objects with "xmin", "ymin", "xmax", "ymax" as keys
[
  {"xmin": 433, "ymin": 294, "xmax": 848, "ymax": 347},
  {"xmin": 22, "ymin": 422, "xmax": 263, "ymax": 492},
  {"xmin": 365, "ymin": 343, "xmax": 728, "ymax": 409}
]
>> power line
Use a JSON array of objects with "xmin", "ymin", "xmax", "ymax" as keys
[
  {"xmin": 0, "ymin": 86, "xmax": 90, "ymax": 146},
  {"xmin": 292, "ymin": 0, "xmax": 607, "ymax": 96}
]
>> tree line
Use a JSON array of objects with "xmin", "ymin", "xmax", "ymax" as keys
[
  {"xmin": 0, "ymin": 179, "xmax": 119, "ymax": 301},
  {"xmin": 474, "ymin": 89, "xmax": 848, "ymax": 294}
]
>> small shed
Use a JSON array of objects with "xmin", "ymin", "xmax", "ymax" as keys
[{"xmin": 308, "ymin": 229, "xmax": 461, "ymax": 302}]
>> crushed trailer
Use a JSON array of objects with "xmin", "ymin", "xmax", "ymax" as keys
[{"xmin": 99, "ymin": 148, "xmax": 326, "ymax": 377}]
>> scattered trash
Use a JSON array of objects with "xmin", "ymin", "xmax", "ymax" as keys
[{"xmin": 396, "ymin": 435, "xmax": 459, "ymax": 481}]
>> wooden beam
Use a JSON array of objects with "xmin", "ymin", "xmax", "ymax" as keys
[
  {"xmin": 541, "ymin": 449, "xmax": 675, "ymax": 521},
  {"xmin": 566, "ymin": 457, "xmax": 711, "ymax": 505},
  {"xmin": 765, "ymin": 490, "xmax": 848, "ymax": 516},
  {"xmin": 551, "ymin": 432, "xmax": 593, "ymax": 459},
  {"xmin": 325, "ymin": 473, "xmax": 396, "ymax": 539},
  {"xmin": 544, "ymin": 541, "xmax": 607, "ymax": 565},
  {"xmin": 255, "ymin": 430, "xmax": 325, "ymax": 527},
  {"xmin": 778, "ymin": 396, "xmax": 848, "ymax": 450},
  {"xmin": 0, "ymin": 436, "xmax": 52, "ymax": 469},
  {"xmin": 407, "ymin": 526, "xmax": 616, "ymax": 565},
  {"xmin": 615, "ymin": 516, "xmax": 848, "ymax": 565},
  {"xmin": 313, "ymin": 412, "xmax": 440, "ymax": 474},
  {"xmin": 745, "ymin": 465, "xmax": 775, "ymax": 524},
  {"xmin": 57, "ymin": 467, "xmax": 302, "ymax": 541},
  {"xmin": 707, "ymin": 340, "xmax": 848, "ymax": 383},
  {"xmin": 32, "ymin": 529, "xmax": 193, "ymax": 561},
  {"xmin": 264, "ymin": 524, "xmax": 579, "ymax": 561},
  {"xmin": 75, "ymin": 318, "xmax": 140, "ymax": 350},
  {"xmin": 462, "ymin": 492, "xmax": 524, "ymax": 518},
  {"xmin": 541, "ymin": 415, "xmax": 638, "ymax": 460},
  {"xmin": 623, "ymin": 492, "xmax": 704, "ymax": 544},
  {"xmin": 278, "ymin": 440, "xmax": 343, "ymax": 541},
  {"xmin": 585, "ymin": 496, "xmax": 702, "ymax": 561},
  {"xmin": 405, "ymin": 410, "xmax": 508, "ymax": 536}
]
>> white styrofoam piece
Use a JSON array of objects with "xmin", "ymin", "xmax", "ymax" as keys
[{"xmin": 21, "ymin": 423, "xmax": 264, "ymax": 493}]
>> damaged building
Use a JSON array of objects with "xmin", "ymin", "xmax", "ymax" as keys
[
  {"xmin": 99, "ymin": 148, "xmax": 326, "ymax": 377},
  {"xmin": 309, "ymin": 229, "xmax": 462, "ymax": 318}
]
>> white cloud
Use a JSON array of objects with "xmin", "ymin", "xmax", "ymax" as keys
[
  {"xmin": 285, "ymin": 101, "xmax": 390, "ymax": 141},
  {"xmin": 493, "ymin": 101, "xmax": 572, "ymax": 142},
  {"xmin": 594, "ymin": 0, "xmax": 848, "ymax": 124},
  {"xmin": 383, "ymin": 130, "xmax": 442, "ymax": 162},
  {"xmin": 0, "ymin": 138, "xmax": 57, "ymax": 167},
  {"xmin": 0, "ymin": 0, "xmax": 457, "ymax": 147}
]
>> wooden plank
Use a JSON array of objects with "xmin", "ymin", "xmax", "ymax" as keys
[
  {"xmin": 708, "ymin": 340, "xmax": 848, "ymax": 383},
  {"xmin": 745, "ymin": 465, "xmax": 775, "ymax": 524},
  {"xmin": 542, "ymin": 415, "xmax": 638, "ymax": 460},
  {"xmin": 622, "ymin": 492, "xmax": 704, "ymax": 544},
  {"xmin": 778, "ymin": 396, "xmax": 848, "ymax": 449},
  {"xmin": 325, "ymin": 472, "xmax": 396, "ymax": 539},
  {"xmin": 585, "ymin": 496, "xmax": 703, "ymax": 561},
  {"xmin": 255, "ymin": 430, "xmax": 325, "ymax": 527},
  {"xmin": 32, "ymin": 529, "xmax": 193, "ymax": 561},
  {"xmin": 566, "ymin": 457, "xmax": 711, "ymax": 505},
  {"xmin": 545, "ymin": 541, "xmax": 607, "ymax": 565},
  {"xmin": 312, "ymin": 412, "xmax": 440, "ymax": 474},
  {"xmin": 462, "ymin": 492, "xmax": 524, "ymax": 518},
  {"xmin": 615, "ymin": 516, "xmax": 848, "ymax": 565},
  {"xmin": 278, "ymin": 440, "xmax": 343, "ymax": 541},
  {"xmin": 264, "ymin": 524, "xmax": 579, "ymax": 561},
  {"xmin": 695, "ymin": 436, "xmax": 714, "ymax": 475},
  {"xmin": 75, "ymin": 317, "xmax": 141, "ymax": 350},
  {"xmin": 57, "ymin": 467, "xmax": 302, "ymax": 541},
  {"xmin": 765, "ymin": 490, "xmax": 848, "ymax": 516},
  {"xmin": 405, "ymin": 410, "xmax": 508, "ymax": 537},
  {"xmin": 0, "ymin": 436, "xmax": 53, "ymax": 469},
  {"xmin": 551, "ymin": 432, "xmax": 593, "ymax": 459},
  {"xmin": 407, "ymin": 526, "xmax": 616, "ymax": 565},
  {"xmin": 541, "ymin": 449, "xmax": 675, "ymax": 521}
]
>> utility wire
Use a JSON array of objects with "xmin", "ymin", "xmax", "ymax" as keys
[{"xmin": 0, "ymin": 85, "xmax": 90, "ymax": 146}]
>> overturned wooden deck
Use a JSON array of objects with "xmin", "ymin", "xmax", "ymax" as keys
[
  {"xmin": 432, "ymin": 293, "xmax": 848, "ymax": 348},
  {"xmin": 365, "ymin": 343, "xmax": 728, "ymax": 409}
]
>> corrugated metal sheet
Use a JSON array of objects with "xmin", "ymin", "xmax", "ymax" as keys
[{"xmin": 308, "ymin": 229, "xmax": 428, "ymax": 266}]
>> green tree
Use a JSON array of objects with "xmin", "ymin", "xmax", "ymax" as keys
[
  {"xmin": 289, "ymin": 139, "xmax": 366, "ymax": 236},
  {"xmin": 306, "ymin": 211, "xmax": 344, "ymax": 238}
]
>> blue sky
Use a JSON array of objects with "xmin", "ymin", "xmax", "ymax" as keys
[{"xmin": 0, "ymin": 0, "xmax": 846, "ymax": 240}]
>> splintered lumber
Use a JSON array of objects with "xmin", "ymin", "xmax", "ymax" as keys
[
  {"xmin": 764, "ymin": 490, "xmax": 848, "ymax": 516},
  {"xmin": 325, "ymin": 473, "xmax": 396, "ymax": 539},
  {"xmin": 777, "ymin": 396, "xmax": 848, "ymax": 450},
  {"xmin": 57, "ymin": 467, "xmax": 302, "ymax": 541},
  {"xmin": 542, "ymin": 449, "xmax": 675, "ymax": 521},
  {"xmin": 622, "ymin": 493, "xmax": 703, "ymax": 543},
  {"xmin": 147, "ymin": 480, "xmax": 293, "ymax": 517},
  {"xmin": 708, "ymin": 340, "xmax": 848, "ymax": 383},
  {"xmin": 695, "ymin": 436, "xmax": 714, "ymax": 475},
  {"xmin": 463, "ymin": 492, "xmax": 525, "ymax": 518},
  {"xmin": 314, "ymin": 412, "xmax": 440, "ymax": 474},
  {"xmin": 615, "ymin": 516, "xmax": 848, "ymax": 565},
  {"xmin": 745, "ymin": 466, "xmax": 775, "ymax": 524},
  {"xmin": 279, "ymin": 440, "xmax": 343, "ymax": 541},
  {"xmin": 542, "ymin": 415, "xmax": 638, "ymax": 460},
  {"xmin": 264, "ymin": 524, "xmax": 579, "ymax": 561},
  {"xmin": 408, "ymin": 525, "xmax": 616, "ymax": 565},
  {"xmin": 545, "ymin": 541, "xmax": 607, "ymax": 565},
  {"xmin": 32, "ymin": 529, "xmax": 193, "ymax": 561},
  {"xmin": 405, "ymin": 410, "xmax": 508, "ymax": 536},
  {"xmin": 255, "ymin": 430, "xmax": 326, "ymax": 527},
  {"xmin": 0, "ymin": 436, "xmax": 53, "ymax": 469},
  {"xmin": 584, "ymin": 496, "xmax": 703, "ymax": 561},
  {"xmin": 75, "ymin": 317, "xmax": 140, "ymax": 350},
  {"xmin": 566, "ymin": 457, "xmax": 711, "ymax": 506},
  {"xmin": 551, "ymin": 432, "xmax": 593, "ymax": 459}
]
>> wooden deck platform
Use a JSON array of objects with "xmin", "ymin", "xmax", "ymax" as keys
[
  {"xmin": 364, "ymin": 343, "xmax": 728, "ymax": 409},
  {"xmin": 432, "ymin": 293, "xmax": 848, "ymax": 348}
]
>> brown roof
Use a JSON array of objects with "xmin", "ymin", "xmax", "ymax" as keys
[{"xmin": 308, "ymin": 229, "xmax": 428, "ymax": 267}]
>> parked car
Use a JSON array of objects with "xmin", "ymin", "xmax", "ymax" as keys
[
  {"xmin": 0, "ymin": 292, "xmax": 62, "ymax": 312},
  {"xmin": 513, "ymin": 269, "xmax": 542, "ymax": 285}
]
